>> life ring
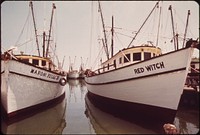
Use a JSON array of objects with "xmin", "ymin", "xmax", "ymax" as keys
[{"xmin": 59, "ymin": 78, "xmax": 67, "ymax": 86}]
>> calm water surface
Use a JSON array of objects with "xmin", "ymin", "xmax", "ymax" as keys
[{"xmin": 1, "ymin": 79, "xmax": 199, "ymax": 134}]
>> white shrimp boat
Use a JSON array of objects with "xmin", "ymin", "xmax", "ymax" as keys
[
  {"xmin": 85, "ymin": 1, "xmax": 199, "ymax": 123},
  {"xmin": 67, "ymin": 57, "xmax": 79, "ymax": 79},
  {"xmin": 79, "ymin": 65, "xmax": 86, "ymax": 79},
  {"xmin": 1, "ymin": 2, "xmax": 67, "ymax": 120},
  {"xmin": 68, "ymin": 70, "xmax": 79, "ymax": 79}
]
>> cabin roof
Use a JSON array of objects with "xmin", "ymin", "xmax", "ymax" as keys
[
  {"xmin": 15, "ymin": 54, "xmax": 51, "ymax": 61},
  {"xmin": 102, "ymin": 45, "xmax": 161, "ymax": 64}
]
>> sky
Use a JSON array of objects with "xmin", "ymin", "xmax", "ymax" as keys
[{"xmin": 1, "ymin": 1, "xmax": 199, "ymax": 71}]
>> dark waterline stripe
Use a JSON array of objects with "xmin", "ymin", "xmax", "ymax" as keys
[{"xmin": 86, "ymin": 67, "xmax": 186, "ymax": 85}]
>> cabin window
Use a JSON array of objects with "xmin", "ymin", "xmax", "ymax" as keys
[
  {"xmin": 153, "ymin": 53, "xmax": 156, "ymax": 57},
  {"xmin": 144, "ymin": 52, "xmax": 151, "ymax": 60},
  {"xmin": 133, "ymin": 53, "xmax": 141, "ymax": 61},
  {"xmin": 113, "ymin": 60, "xmax": 116, "ymax": 68},
  {"xmin": 33, "ymin": 59, "xmax": 39, "ymax": 66},
  {"xmin": 124, "ymin": 54, "xmax": 130, "ymax": 63},
  {"xmin": 42, "ymin": 60, "xmax": 46, "ymax": 66},
  {"xmin": 119, "ymin": 57, "xmax": 122, "ymax": 64},
  {"xmin": 22, "ymin": 58, "xmax": 29, "ymax": 63}
]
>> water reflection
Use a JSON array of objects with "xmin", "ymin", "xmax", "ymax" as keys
[
  {"xmin": 85, "ymin": 93, "xmax": 199, "ymax": 134},
  {"xmin": 1, "ymin": 80, "xmax": 198, "ymax": 134},
  {"xmin": 1, "ymin": 98, "xmax": 66, "ymax": 134},
  {"xmin": 67, "ymin": 79, "xmax": 87, "ymax": 102},
  {"xmin": 174, "ymin": 107, "xmax": 199, "ymax": 134},
  {"xmin": 85, "ymin": 93, "xmax": 160, "ymax": 134},
  {"xmin": 63, "ymin": 79, "xmax": 92, "ymax": 134}
]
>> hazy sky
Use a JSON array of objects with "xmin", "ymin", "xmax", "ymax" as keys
[{"xmin": 1, "ymin": 1, "xmax": 199, "ymax": 70}]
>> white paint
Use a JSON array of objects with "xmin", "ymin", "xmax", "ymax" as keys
[
  {"xmin": 1, "ymin": 60, "xmax": 65, "ymax": 114},
  {"xmin": 85, "ymin": 47, "xmax": 194, "ymax": 110}
]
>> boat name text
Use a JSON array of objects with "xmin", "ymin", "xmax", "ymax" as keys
[
  {"xmin": 134, "ymin": 62, "xmax": 165, "ymax": 74},
  {"xmin": 30, "ymin": 69, "xmax": 59, "ymax": 80}
]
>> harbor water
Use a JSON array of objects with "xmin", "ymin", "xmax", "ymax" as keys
[{"xmin": 1, "ymin": 79, "xmax": 199, "ymax": 134}]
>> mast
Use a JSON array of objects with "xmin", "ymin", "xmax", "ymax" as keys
[
  {"xmin": 168, "ymin": 5, "xmax": 177, "ymax": 50},
  {"xmin": 29, "ymin": 1, "xmax": 40, "ymax": 56},
  {"xmin": 127, "ymin": 2, "xmax": 159, "ymax": 48},
  {"xmin": 46, "ymin": 3, "xmax": 56, "ymax": 57},
  {"xmin": 69, "ymin": 56, "xmax": 71, "ymax": 72},
  {"xmin": 98, "ymin": 1, "xmax": 109, "ymax": 60},
  {"xmin": 182, "ymin": 10, "xmax": 190, "ymax": 48},
  {"xmin": 42, "ymin": 32, "xmax": 46, "ymax": 57},
  {"xmin": 62, "ymin": 56, "xmax": 65, "ymax": 68},
  {"xmin": 111, "ymin": 16, "xmax": 114, "ymax": 57},
  {"xmin": 156, "ymin": 5, "xmax": 162, "ymax": 47}
]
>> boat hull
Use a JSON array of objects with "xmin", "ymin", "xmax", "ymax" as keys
[
  {"xmin": 67, "ymin": 71, "xmax": 79, "ymax": 79},
  {"xmin": 85, "ymin": 47, "xmax": 194, "ymax": 123},
  {"xmin": 1, "ymin": 59, "xmax": 66, "ymax": 119}
]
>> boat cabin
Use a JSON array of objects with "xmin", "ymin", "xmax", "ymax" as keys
[
  {"xmin": 15, "ymin": 55, "xmax": 56, "ymax": 71},
  {"xmin": 97, "ymin": 45, "xmax": 162, "ymax": 73}
]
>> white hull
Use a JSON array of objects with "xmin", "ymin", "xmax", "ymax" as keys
[
  {"xmin": 85, "ymin": 47, "xmax": 194, "ymax": 111},
  {"xmin": 1, "ymin": 59, "xmax": 66, "ymax": 117}
]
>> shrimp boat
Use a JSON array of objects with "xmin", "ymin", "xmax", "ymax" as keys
[
  {"xmin": 79, "ymin": 57, "xmax": 86, "ymax": 79},
  {"xmin": 1, "ymin": 1, "xmax": 67, "ymax": 120},
  {"xmin": 67, "ymin": 57, "xmax": 79, "ymax": 79},
  {"xmin": 85, "ymin": 1, "xmax": 199, "ymax": 123}
]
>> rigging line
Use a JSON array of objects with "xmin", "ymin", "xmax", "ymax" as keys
[
  {"xmin": 162, "ymin": 10, "xmax": 169, "ymax": 38},
  {"xmin": 115, "ymin": 32, "xmax": 133, "ymax": 38},
  {"xmin": 115, "ymin": 32, "xmax": 126, "ymax": 49},
  {"xmin": 15, "ymin": 7, "xmax": 31, "ymax": 47},
  {"xmin": 115, "ymin": 33, "xmax": 130, "ymax": 62},
  {"xmin": 127, "ymin": 1, "xmax": 159, "ymax": 48},
  {"xmin": 91, "ymin": 46, "xmax": 104, "ymax": 70},
  {"xmin": 89, "ymin": 1, "xmax": 94, "ymax": 68},
  {"xmin": 15, "ymin": 38, "xmax": 34, "ymax": 48}
]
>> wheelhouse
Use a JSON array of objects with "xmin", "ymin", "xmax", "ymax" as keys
[
  {"xmin": 100, "ymin": 45, "xmax": 162, "ymax": 72},
  {"xmin": 15, "ymin": 55, "xmax": 56, "ymax": 71}
]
